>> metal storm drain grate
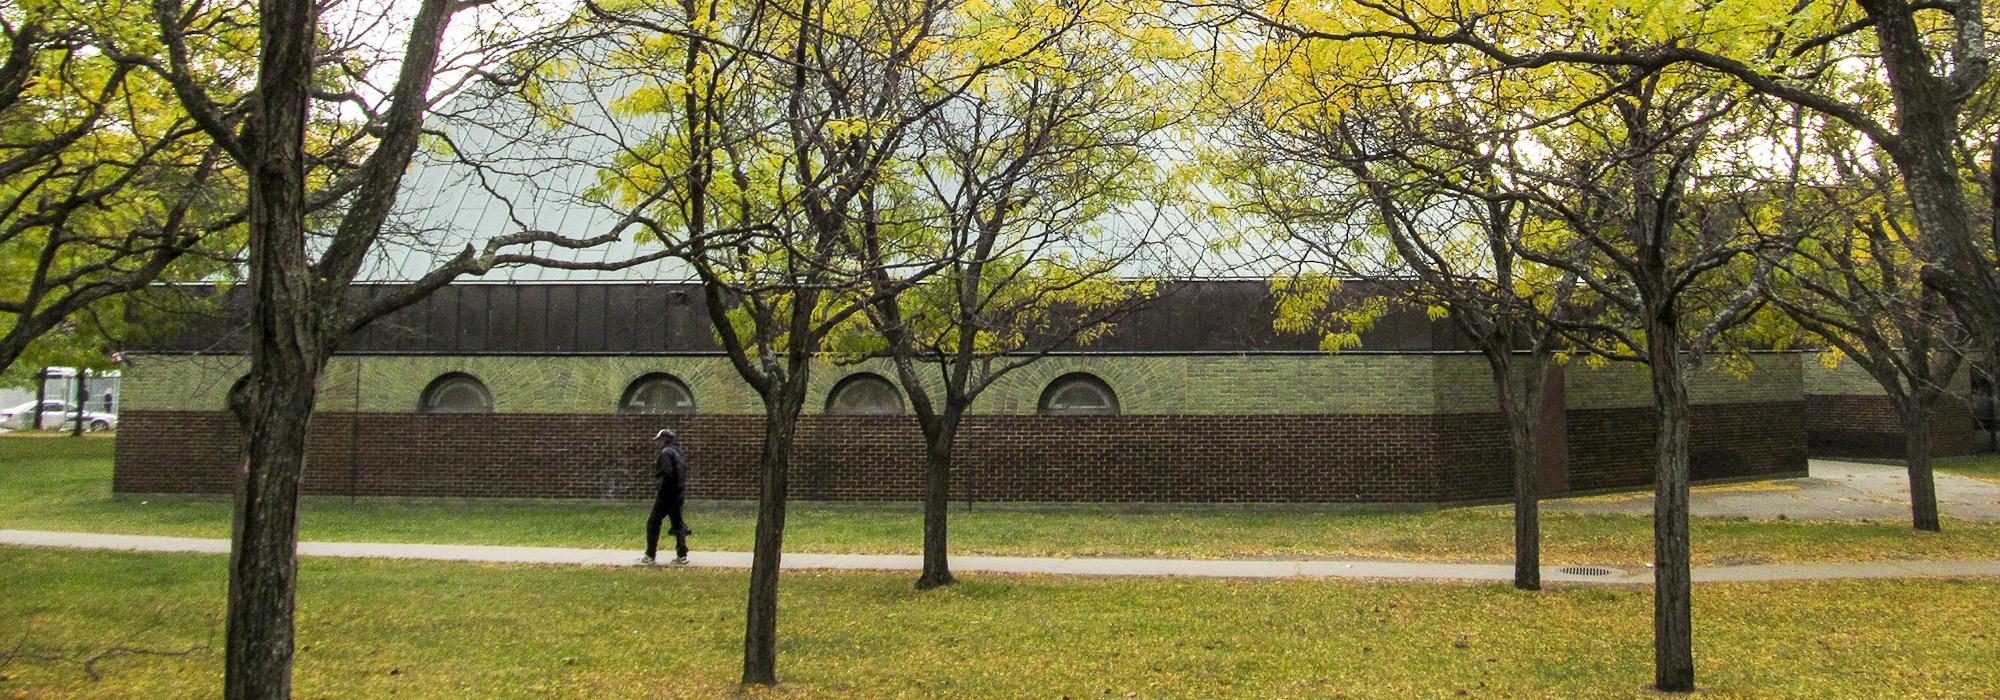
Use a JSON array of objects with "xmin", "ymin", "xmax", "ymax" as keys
[{"xmin": 1559, "ymin": 566, "xmax": 1615, "ymax": 576}]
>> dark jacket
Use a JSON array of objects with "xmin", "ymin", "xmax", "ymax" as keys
[{"xmin": 655, "ymin": 444, "xmax": 689, "ymax": 497}]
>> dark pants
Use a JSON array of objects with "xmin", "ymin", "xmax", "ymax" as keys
[{"xmin": 645, "ymin": 481, "xmax": 689, "ymax": 559}]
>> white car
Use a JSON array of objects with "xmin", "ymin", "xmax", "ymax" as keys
[{"xmin": 0, "ymin": 400, "xmax": 117, "ymax": 432}]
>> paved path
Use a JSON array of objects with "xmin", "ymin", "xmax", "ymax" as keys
[
  {"xmin": 1548, "ymin": 459, "xmax": 2000, "ymax": 523},
  {"xmin": 5, "ymin": 529, "xmax": 1998, "ymax": 586}
]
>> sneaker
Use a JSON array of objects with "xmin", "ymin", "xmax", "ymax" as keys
[
  {"xmin": 670, "ymin": 556, "xmax": 689, "ymax": 566},
  {"xmin": 638, "ymin": 555, "xmax": 656, "ymax": 565}
]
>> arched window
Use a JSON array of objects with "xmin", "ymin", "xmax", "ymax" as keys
[
  {"xmin": 420, "ymin": 373, "xmax": 492, "ymax": 413},
  {"xmin": 621, "ymin": 373, "xmax": 696, "ymax": 414},
  {"xmin": 1038, "ymin": 373, "xmax": 1120, "ymax": 415},
  {"xmin": 229, "ymin": 374, "xmax": 250, "ymax": 408},
  {"xmin": 825, "ymin": 373, "xmax": 903, "ymax": 415}
]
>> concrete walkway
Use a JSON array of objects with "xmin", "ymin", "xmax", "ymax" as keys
[
  {"xmin": 1548, "ymin": 459, "xmax": 2000, "ymax": 523},
  {"xmin": 5, "ymin": 529, "xmax": 1998, "ymax": 586}
]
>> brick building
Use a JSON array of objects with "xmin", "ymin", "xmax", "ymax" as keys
[
  {"xmin": 105, "ymin": 279, "xmax": 1933, "ymax": 504},
  {"xmin": 105, "ymin": 55, "xmax": 1991, "ymax": 505},
  {"xmin": 1802, "ymin": 358, "xmax": 1997, "ymax": 459}
]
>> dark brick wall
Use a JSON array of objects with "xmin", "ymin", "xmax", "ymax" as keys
[
  {"xmin": 114, "ymin": 412, "xmax": 1449, "ymax": 502},
  {"xmin": 1564, "ymin": 401, "xmax": 1809, "ymax": 493},
  {"xmin": 113, "ymin": 405, "xmax": 1807, "ymax": 503},
  {"xmin": 1804, "ymin": 394, "xmax": 1986, "ymax": 459},
  {"xmin": 1433, "ymin": 413, "xmax": 1512, "ymax": 502},
  {"xmin": 133, "ymin": 280, "xmax": 1455, "ymax": 355}
]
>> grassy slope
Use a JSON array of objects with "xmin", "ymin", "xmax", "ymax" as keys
[
  {"xmin": 1937, "ymin": 453, "xmax": 2000, "ymax": 483},
  {"xmin": 0, "ymin": 547, "xmax": 1995, "ymax": 698},
  {"xmin": 5, "ymin": 436, "xmax": 2000, "ymax": 566}
]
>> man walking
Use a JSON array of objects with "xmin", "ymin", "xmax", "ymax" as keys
[{"xmin": 642, "ymin": 428, "xmax": 692, "ymax": 565}]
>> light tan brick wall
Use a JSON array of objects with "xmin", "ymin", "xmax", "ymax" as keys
[
  {"xmin": 1804, "ymin": 358, "xmax": 1887, "ymax": 396},
  {"xmin": 1565, "ymin": 354, "xmax": 1803, "ymax": 409},
  {"xmin": 1803, "ymin": 356, "xmax": 1975, "ymax": 397},
  {"xmin": 121, "ymin": 351, "xmax": 1803, "ymax": 416}
]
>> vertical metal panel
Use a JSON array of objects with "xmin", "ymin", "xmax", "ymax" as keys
[
  {"xmin": 516, "ymin": 285, "xmax": 548, "ymax": 352},
  {"xmin": 547, "ymin": 285, "xmax": 579, "ymax": 351},
  {"xmin": 352, "ymin": 306, "xmax": 381, "ymax": 351},
  {"xmin": 457, "ymin": 285, "xmax": 489, "ymax": 353},
  {"xmin": 363, "ymin": 286, "xmax": 397, "ymax": 352},
  {"xmin": 603, "ymin": 285, "xmax": 635, "ymax": 352},
  {"xmin": 631, "ymin": 285, "xmax": 667, "ymax": 351},
  {"xmin": 496, "ymin": 284, "xmax": 528, "ymax": 350},
  {"xmin": 665, "ymin": 285, "xmax": 714, "ymax": 351},
  {"xmin": 599, "ymin": 285, "xmax": 626, "ymax": 353},
  {"xmin": 384, "ymin": 288, "xmax": 424, "ymax": 352},
  {"xmin": 425, "ymin": 286, "xmax": 459, "ymax": 351},
  {"xmin": 575, "ymin": 285, "xmax": 607, "ymax": 352}
]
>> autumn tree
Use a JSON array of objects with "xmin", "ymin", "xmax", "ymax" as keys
[
  {"xmin": 0, "ymin": 3, "xmax": 241, "ymax": 375},
  {"xmin": 1498, "ymin": 67, "xmax": 1792, "ymax": 693},
  {"xmin": 1206, "ymin": 30, "xmax": 1587, "ymax": 591},
  {"xmin": 1209, "ymin": 0, "xmax": 2000, "ymax": 414},
  {"xmin": 845, "ymin": 2, "xmax": 1187, "ymax": 588},
  {"xmin": 1763, "ymin": 117, "xmax": 1974, "ymax": 531},
  {"xmin": 119, "ymin": 0, "xmax": 656, "ymax": 695},
  {"xmin": 565, "ymin": 0, "xmax": 1107, "ymax": 685}
]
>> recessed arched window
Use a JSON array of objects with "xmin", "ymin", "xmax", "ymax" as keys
[
  {"xmin": 621, "ymin": 373, "xmax": 696, "ymax": 414},
  {"xmin": 228, "ymin": 374, "xmax": 251, "ymax": 410},
  {"xmin": 1039, "ymin": 373, "xmax": 1119, "ymax": 415},
  {"xmin": 825, "ymin": 373, "xmax": 903, "ymax": 415},
  {"xmin": 420, "ymin": 372, "xmax": 492, "ymax": 413}
]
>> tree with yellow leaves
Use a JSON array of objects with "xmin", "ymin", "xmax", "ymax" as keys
[
  {"xmin": 0, "ymin": 3, "xmax": 243, "ymax": 377},
  {"xmin": 841, "ymin": 0, "xmax": 1189, "ymax": 589},
  {"xmin": 1197, "ymin": 11, "xmax": 1799, "ymax": 688},
  {"xmin": 1207, "ymin": 0, "xmax": 2000, "ymax": 437},
  {"xmin": 565, "ymin": 0, "xmax": 1151, "ymax": 685},
  {"xmin": 125, "ymin": 0, "xmax": 644, "ymax": 695},
  {"xmin": 1474, "ymin": 65, "xmax": 1793, "ymax": 695},
  {"xmin": 1761, "ymin": 109, "xmax": 1979, "ymax": 532},
  {"xmin": 1204, "ymin": 32, "xmax": 1589, "ymax": 591}
]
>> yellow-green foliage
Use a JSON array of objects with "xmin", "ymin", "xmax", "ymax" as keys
[
  {"xmin": 0, "ymin": 0, "xmax": 251, "ymax": 371},
  {"xmin": 1270, "ymin": 273, "xmax": 1384, "ymax": 351},
  {"xmin": 1193, "ymin": 0, "xmax": 1880, "ymax": 365},
  {"xmin": 539, "ymin": 0, "xmax": 1194, "ymax": 365}
]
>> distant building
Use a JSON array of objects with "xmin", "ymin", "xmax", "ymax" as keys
[
  {"xmin": 2, "ymin": 368, "xmax": 121, "ymax": 416},
  {"xmin": 102, "ymin": 280, "xmax": 1918, "ymax": 504}
]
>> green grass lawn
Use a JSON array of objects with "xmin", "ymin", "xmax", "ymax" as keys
[
  {"xmin": 5, "ymin": 435, "xmax": 2000, "ymax": 567},
  {"xmin": 1937, "ymin": 452, "xmax": 2000, "ymax": 483},
  {"xmin": 0, "ymin": 546, "xmax": 1994, "ymax": 698}
]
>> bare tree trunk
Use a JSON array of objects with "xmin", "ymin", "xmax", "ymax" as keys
[
  {"xmin": 916, "ymin": 415, "xmax": 961, "ymax": 590},
  {"xmin": 1901, "ymin": 399, "xmax": 1942, "ymax": 532},
  {"xmin": 1647, "ymin": 330, "xmax": 1695, "ymax": 693},
  {"xmin": 70, "ymin": 368, "xmax": 87, "ymax": 437},
  {"xmin": 31, "ymin": 368, "xmax": 46, "ymax": 430},
  {"xmin": 225, "ymin": 369, "xmax": 317, "ymax": 700},
  {"xmin": 741, "ymin": 403, "xmax": 798, "ymax": 688},
  {"xmin": 226, "ymin": 0, "xmax": 317, "ymax": 693},
  {"xmin": 1505, "ymin": 417, "xmax": 1541, "ymax": 591},
  {"xmin": 1487, "ymin": 355, "xmax": 1542, "ymax": 591}
]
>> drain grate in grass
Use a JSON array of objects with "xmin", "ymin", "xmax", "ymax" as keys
[{"xmin": 1559, "ymin": 566, "xmax": 1615, "ymax": 576}]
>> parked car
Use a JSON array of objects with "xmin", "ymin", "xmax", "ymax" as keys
[{"xmin": 0, "ymin": 400, "xmax": 117, "ymax": 431}]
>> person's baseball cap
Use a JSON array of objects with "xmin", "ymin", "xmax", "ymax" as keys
[{"xmin": 652, "ymin": 429, "xmax": 675, "ymax": 441}]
